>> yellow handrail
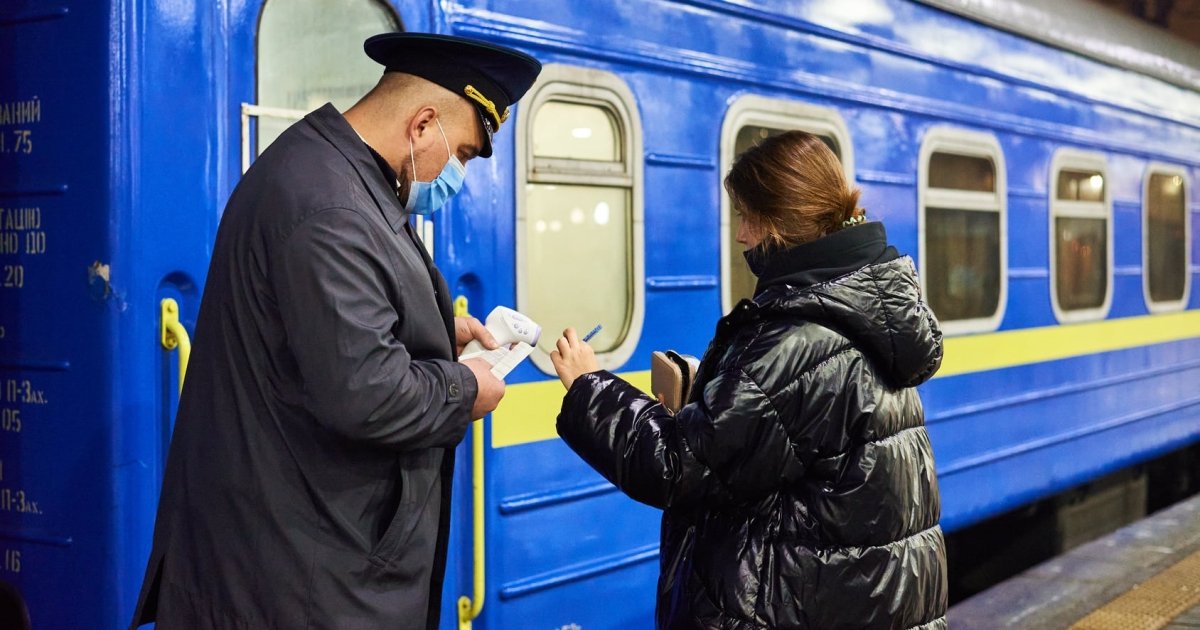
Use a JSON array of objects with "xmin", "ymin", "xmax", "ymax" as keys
[
  {"xmin": 455, "ymin": 295, "xmax": 486, "ymax": 630},
  {"xmin": 160, "ymin": 298, "xmax": 191, "ymax": 395},
  {"xmin": 458, "ymin": 416, "xmax": 486, "ymax": 629}
]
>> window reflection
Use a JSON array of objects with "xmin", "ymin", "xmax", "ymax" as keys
[
  {"xmin": 256, "ymin": 0, "xmax": 399, "ymax": 153},
  {"xmin": 1055, "ymin": 217, "xmax": 1108, "ymax": 310},
  {"xmin": 926, "ymin": 208, "xmax": 1001, "ymax": 320},
  {"xmin": 1057, "ymin": 170, "xmax": 1106, "ymax": 202},
  {"xmin": 1147, "ymin": 173, "xmax": 1187, "ymax": 304},
  {"xmin": 532, "ymin": 102, "xmax": 620, "ymax": 161},
  {"xmin": 929, "ymin": 153, "xmax": 995, "ymax": 192},
  {"xmin": 525, "ymin": 185, "xmax": 631, "ymax": 352}
]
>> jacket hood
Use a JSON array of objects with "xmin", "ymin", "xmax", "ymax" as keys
[{"xmin": 751, "ymin": 227, "xmax": 943, "ymax": 388}]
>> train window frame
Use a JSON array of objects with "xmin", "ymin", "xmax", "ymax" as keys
[
  {"xmin": 515, "ymin": 64, "xmax": 645, "ymax": 374},
  {"xmin": 718, "ymin": 95, "xmax": 855, "ymax": 314},
  {"xmin": 251, "ymin": 0, "xmax": 400, "ymax": 159},
  {"xmin": 1050, "ymin": 149, "xmax": 1113, "ymax": 323},
  {"xmin": 917, "ymin": 127, "xmax": 1008, "ymax": 336},
  {"xmin": 1142, "ymin": 163, "xmax": 1192, "ymax": 313}
]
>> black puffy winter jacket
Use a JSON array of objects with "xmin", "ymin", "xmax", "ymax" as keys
[{"xmin": 558, "ymin": 223, "xmax": 947, "ymax": 629}]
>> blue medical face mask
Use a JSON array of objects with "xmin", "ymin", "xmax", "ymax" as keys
[{"xmin": 404, "ymin": 118, "xmax": 466, "ymax": 215}]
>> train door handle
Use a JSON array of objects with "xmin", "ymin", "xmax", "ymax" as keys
[
  {"xmin": 160, "ymin": 298, "xmax": 192, "ymax": 395},
  {"xmin": 455, "ymin": 295, "xmax": 487, "ymax": 630}
]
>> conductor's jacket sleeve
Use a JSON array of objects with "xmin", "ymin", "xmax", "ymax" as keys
[
  {"xmin": 557, "ymin": 368, "xmax": 798, "ymax": 511},
  {"xmin": 272, "ymin": 206, "xmax": 475, "ymax": 449}
]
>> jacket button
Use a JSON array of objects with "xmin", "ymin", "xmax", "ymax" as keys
[{"xmin": 449, "ymin": 383, "xmax": 461, "ymax": 398}]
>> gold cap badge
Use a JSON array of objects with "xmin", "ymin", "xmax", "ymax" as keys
[{"xmin": 464, "ymin": 85, "xmax": 510, "ymax": 131}]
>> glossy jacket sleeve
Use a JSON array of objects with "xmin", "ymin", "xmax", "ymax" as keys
[
  {"xmin": 272, "ymin": 207, "xmax": 476, "ymax": 449},
  {"xmin": 557, "ymin": 368, "xmax": 795, "ymax": 511}
]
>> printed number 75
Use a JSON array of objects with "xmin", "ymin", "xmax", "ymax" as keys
[{"xmin": 12, "ymin": 131, "xmax": 32, "ymax": 155}]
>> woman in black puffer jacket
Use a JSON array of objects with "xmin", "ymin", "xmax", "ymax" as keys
[{"xmin": 550, "ymin": 131, "xmax": 947, "ymax": 629}]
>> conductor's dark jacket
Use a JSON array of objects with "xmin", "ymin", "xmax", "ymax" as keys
[
  {"xmin": 132, "ymin": 104, "xmax": 476, "ymax": 629},
  {"xmin": 558, "ymin": 223, "xmax": 948, "ymax": 629}
]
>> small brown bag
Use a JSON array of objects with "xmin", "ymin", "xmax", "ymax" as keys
[{"xmin": 650, "ymin": 350, "xmax": 699, "ymax": 414}]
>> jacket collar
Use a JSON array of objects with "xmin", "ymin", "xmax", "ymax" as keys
[
  {"xmin": 750, "ymin": 221, "xmax": 896, "ymax": 295},
  {"xmin": 304, "ymin": 103, "xmax": 408, "ymax": 233}
]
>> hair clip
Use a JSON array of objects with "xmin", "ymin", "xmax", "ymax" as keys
[{"xmin": 841, "ymin": 213, "xmax": 866, "ymax": 228}]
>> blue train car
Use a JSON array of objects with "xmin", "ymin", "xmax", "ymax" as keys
[{"xmin": 0, "ymin": 0, "xmax": 1197, "ymax": 628}]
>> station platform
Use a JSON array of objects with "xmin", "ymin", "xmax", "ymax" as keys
[{"xmin": 949, "ymin": 492, "xmax": 1200, "ymax": 629}]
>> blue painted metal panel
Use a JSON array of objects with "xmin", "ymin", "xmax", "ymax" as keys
[
  {"xmin": 925, "ymin": 341, "xmax": 1200, "ymax": 529},
  {"xmin": 0, "ymin": 1, "xmax": 122, "ymax": 626}
]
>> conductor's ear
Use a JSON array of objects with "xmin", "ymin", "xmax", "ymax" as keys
[{"xmin": 408, "ymin": 106, "xmax": 438, "ymax": 139}]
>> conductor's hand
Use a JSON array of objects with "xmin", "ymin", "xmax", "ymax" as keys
[
  {"xmin": 455, "ymin": 316, "xmax": 499, "ymax": 355},
  {"xmin": 549, "ymin": 327, "xmax": 600, "ymax": 390},
  {"xmin": 462, "ymin": 357, "xmax": 505, "ymax": 420}
]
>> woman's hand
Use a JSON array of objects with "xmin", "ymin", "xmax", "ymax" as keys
[
  {"xmin": 455, "ymin": 316, "xmax": 498, "ymax": 355},
  {"xmin": 550, "ymin": 327, "xmax": 600, "ymax": 389}
]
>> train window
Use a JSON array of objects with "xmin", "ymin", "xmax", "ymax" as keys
[
  {"xmin": 1057, "ymin": 171, "xmax": 1107, "ymax": 202},
  {"xmin": 255, "ymin": 0, "xmax": 400, "ymax": 154},
  {"xmin": 918, "ymin": 128, "xmax": 1007, "ymax": 335},
  {"xmin": 928, "ymin": 154, "xmax": 995, "ymax": 192},
  {"xmin": 1050, "ymin": 150, "xmax": 1112, "ymax": 322},
  {"xmin": 517, "ymin": 65, "xmax": 644, "ymax": 374},
  {"xmin": 1143, "ymin": 165, "xmax": 1191, "ymax": 312},
  {"xmin": 735, "ymin": 126, "xmax": 840, "ymax": 158},
  {"xmin": 719, "ymin": 96, "xmax": 854, "ymax": 313},
  {"xmin": 532, "ymin": 102, "xmax": 620, "ymax": 162}
]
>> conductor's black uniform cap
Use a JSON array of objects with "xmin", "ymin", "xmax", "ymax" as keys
[{"xmin": 364, "ymin": 32, "xmax": 542, "ymax": 158}]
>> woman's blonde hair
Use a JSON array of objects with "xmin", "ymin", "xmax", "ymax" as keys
[{"xmin": 724, "ymin": 130, "xmax": 864, "ymax": 249}]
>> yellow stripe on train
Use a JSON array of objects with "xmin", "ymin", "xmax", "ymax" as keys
[
  {"xmin": 492, "ymin": 371, "xmax": 652, "ymax": 448},
  {"xmin": 938, "ymin": 309, "xmax": 1200, "ymax": 377},
  {"xmin": 491, "ymin": 310, "xmax": 1200, "ymax": 449}
]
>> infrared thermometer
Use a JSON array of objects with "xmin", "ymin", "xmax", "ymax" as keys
[{"xmin": 461, "ymin": 306, "xmax": 542, "ymax": 358}]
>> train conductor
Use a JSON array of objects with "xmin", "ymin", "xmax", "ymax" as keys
[{"xmin": 131, "ymin": 33, "xmax": 542, "ymax": 629}]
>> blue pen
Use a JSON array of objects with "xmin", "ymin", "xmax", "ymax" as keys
[{"xmin": 582, "ymin": 324, "xmax": 602, "ymax": 343}]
